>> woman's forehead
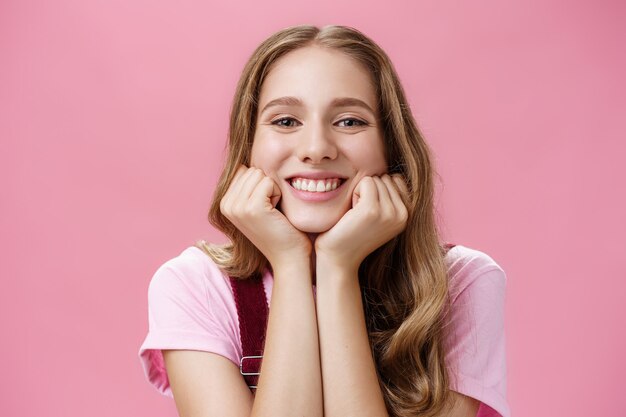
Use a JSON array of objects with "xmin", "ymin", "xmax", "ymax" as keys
[
  {"xmin": 258, "ymin": 46, "xmax": 378, "ymax": 113},
  {"xmin": 258, "ymin": 95, "xmax": 377, "ymax": 119}
]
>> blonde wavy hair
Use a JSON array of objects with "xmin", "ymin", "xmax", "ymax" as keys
[{"xmin": 195, "ymin": 24, "xmax": 456, "ymax": 417}]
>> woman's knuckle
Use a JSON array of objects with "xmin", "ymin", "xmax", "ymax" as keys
[
  {"xmin": 219, "ymin": 200, "xmax": 230, "ymax": 213},
  {"xmin": 243, "ymin": 206, "xmax": 260, "ymax": 219},
  {"xmin": 366, "ymin": 207, "xmax": 379, "ymax": 219},
  {"xmin": 232, "ymin": 206, "xmax": 246, "ymax": 218}
]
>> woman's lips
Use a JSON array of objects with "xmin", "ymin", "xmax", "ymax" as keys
[{"xmin": 284, "ymin": 178, "xmax": 346, "ymax": 202}]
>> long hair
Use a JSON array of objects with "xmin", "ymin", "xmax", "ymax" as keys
[{"xmin": 195, "ymin": 24, "xmax": 456, "ymax": 416}]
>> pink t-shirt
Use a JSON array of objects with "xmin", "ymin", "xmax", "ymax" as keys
[{"xmin": 138, "ymin": 244, "xmax": 510, "ymax": 417}]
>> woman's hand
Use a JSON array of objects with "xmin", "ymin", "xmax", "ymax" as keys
[
  {"xmin": 314, "ymin": 174, "xmax": 409, "ymax": 274},
  {"xmin": 220, "ymin": 165, "xmax": 312, "ymax": 269}
]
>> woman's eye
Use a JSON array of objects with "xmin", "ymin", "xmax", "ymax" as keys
[
  {"xmin": 270, "ymin": 117, "xmax": 367, "ymax": 128},
  {"xmin": 337, "ymin": 118, "xmax": 367, "ymax": 128},
  {"xmin": 271, "ymin": 117, "xmax": 300, "ymax": 128}
]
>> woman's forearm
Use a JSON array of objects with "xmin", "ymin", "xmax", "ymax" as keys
[
  {"xmin": 250, "ymin": 260, "xmax": 323, "ymax": 417},
  {"xmin": 315, "ymin": 261, "xmax": 389, "ymax": 417}
]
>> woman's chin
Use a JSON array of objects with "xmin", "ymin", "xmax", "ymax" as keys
[{"xmin": 287, "ymin": 215, "xmax": 339, "ymax": 233}]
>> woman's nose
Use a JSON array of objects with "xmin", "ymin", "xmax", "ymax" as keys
[{"xmin": 295, "ymin": 124, "xmax": 338, "ymax": 163}]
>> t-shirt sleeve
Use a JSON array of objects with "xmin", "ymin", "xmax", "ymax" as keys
[
  {"xmin": 137, "ymin": 250, "xmax": 240, "ymax": 397},
  {"xmin": 444, "ymin": 254, "xmax": 510, "ymax": 417}
]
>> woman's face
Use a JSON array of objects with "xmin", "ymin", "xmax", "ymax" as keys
[{"xmin": 250, "ymin": 45, "xmax": 387, "ymax": 233}]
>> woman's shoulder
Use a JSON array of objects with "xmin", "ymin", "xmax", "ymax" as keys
[
  {"xmin": 441, "ymin": 244, "xmax": 509, "ymax": 417},
  {"xmin": 443, "ymin": 244, "xmax": 507, "ymax": 303},
  {"xmin": 148, "ymin": 244, "xmax": 233, "ymax": 296},
  {"xmin": 157, "ymin": 244, "xmax": 218, "ymax": 270},
  {"xmin": 139, "ymin": 245, "xmax": 243, "ymax": 397}
]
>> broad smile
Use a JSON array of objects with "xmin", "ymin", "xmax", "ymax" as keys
[
  {"xmin": 289, "ymin": 177, "xmax": 346, "ymax": 192},
  {"xmin": 284, "ymin": 177, "xmax": 348, "ymax": 202}
]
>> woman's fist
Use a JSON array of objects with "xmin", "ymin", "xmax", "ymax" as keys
[
  {"xmin": 314, "ymin": 173, "xmax": 409, "ymax": 274},
  {"xmin": 220, "ymin": 165, "xmax": 312, "ymax": 268}
]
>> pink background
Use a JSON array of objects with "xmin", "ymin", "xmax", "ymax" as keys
[{"xmin": 2, "ymin": 1, "xmax": 624, "ymax": 416}]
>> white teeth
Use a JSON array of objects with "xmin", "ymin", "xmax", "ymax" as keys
[{"xmin": 290, "ymin": 178, "xmax": 342, "ymax": 192}]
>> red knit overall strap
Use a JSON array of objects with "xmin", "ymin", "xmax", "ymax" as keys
[{"xmin": 229, "ymin": 276, "xmax": 269, "ymax": 390}]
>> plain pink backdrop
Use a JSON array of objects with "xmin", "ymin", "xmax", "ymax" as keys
[{"xmin": 2, "ymin": 1, "xmax": 624, "ymax": 416}]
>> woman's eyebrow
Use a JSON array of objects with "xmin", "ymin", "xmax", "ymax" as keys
[{"xmin": 260, "ymin": 96, "xmax": 375, "ymax": 115}]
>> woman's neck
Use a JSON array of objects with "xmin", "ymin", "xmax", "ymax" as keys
[{"xmin": 307, "ymin": 233, "xmax": 318, "ymax": 285}]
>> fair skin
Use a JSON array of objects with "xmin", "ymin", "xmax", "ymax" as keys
[{"xmin": 163, "ymin": 45, "xmax": 480, "ymax": 417}]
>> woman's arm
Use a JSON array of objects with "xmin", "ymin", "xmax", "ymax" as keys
[
  {"xmin": 163, "ymin": 350, "xmax": 254, "ymax": 417},
  {"xmin": 315, "ymin": 260, "xmax": 482, "ymax": 417},
  {"xmin": 315, "ymin": 261, "xmax": 388, "ymax": 417},
  {"xmin": 313, "ymin": 175, "xmax": 403, "ymax": 417},
  {"xmin": 163, "ymin": 259, "xmax": 322, "ymax": 417},
  {"xmin": 314, "ymin": 174, "xmax": 482, "ymax": 417},
  {"xmin": 250, "ymin": 259, "xmax": 323, "ymax": 416},
  {"xmin": 163, "ymin": 166, "xmax": 323, "ymax": 416}
]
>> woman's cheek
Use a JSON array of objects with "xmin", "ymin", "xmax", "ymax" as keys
[{"xmin": 250, "ymin": 133, "xmax": 292, "ymax": 170}]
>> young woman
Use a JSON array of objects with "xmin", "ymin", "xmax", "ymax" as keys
[{"xmin": 139, "ymin": 25, "xmax": 509, "ymax": 417}]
